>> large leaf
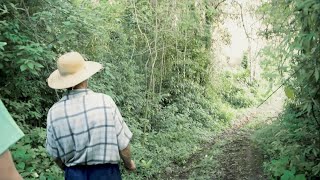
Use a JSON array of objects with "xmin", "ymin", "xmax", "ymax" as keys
[
  {"xmin": 0, "ymin": 42, "xmax": 7, "ymax": 50},
  {"xmin": 281, "ymin": 170, "xmax": 295, "ymax": 180},
  {"xmin": 20, "ymin": 64, "xmax": 28, "ymax": 72},
  {"xmin": 294, "ymin": 174, "xmax": 306, "ymax": 180},
  {"xmin": 284, "ymin": 87, "xmax": 294, "ymax": 99}
]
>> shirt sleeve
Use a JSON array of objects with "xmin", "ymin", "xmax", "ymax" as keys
[
  {"xmin": 46, "ymin": 110, "xmax": 59, "ymax": 158},
  {"xmin": 0, "ymin": 100, "xmax": 24, "ymax": 155},
  {"xmin": 113, "ymin": 104, "xmax": 133, "ymax": 151}
]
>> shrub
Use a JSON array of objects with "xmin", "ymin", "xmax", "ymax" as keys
[{"xmin": 253, "ymin": 106, "xmax": 320, "ymax": 179}]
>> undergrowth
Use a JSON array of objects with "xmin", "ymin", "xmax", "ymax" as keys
[
  {"xmin": 0, "ymin": 0, "xmax": 263, "ymax": 179},
  {"xmin": 9, "ymin": 70, "xmax": 259, "ymax": 180},
  {"xmin": 253, "ymin": 105, "xmax": 320, "ymax": 179}
]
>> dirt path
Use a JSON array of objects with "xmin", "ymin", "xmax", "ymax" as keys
[
  {"xmin": 162, "ymin": 94, "xmax": 284, "ymax": 180},
  {"xmin": 213, "ymin": 95, "xmax": 284, "ymax": 180},
  {"xmin": 214, "ymin": 125, "xmax": 265, "ymax": 180}
]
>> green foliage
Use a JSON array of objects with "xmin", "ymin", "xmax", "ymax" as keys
[
  {"xmin": 256, "ymin": 0, "xmax": 320, "ymax": 178},
  {"xmin": 284, "ymin": 87, "xmax": 295, "ymax": 99},
  {"xmin": 1, "ymin": 0, "xmax": 260, "ymax": 179},
  {"xmin": 253, "ymin": 106, "xmax": 320, "ymax": 179},
  {"xmin": 259, "ymin": 0, "xmax": 320, "ymax": 117},
  {"xmin": 241, "ymin": 51, "xmax": 249, "ymax": 69},
  {"xmin": 11, "ymin": 126, "xmax": 63, "ymax": 180},
  {"xmin": 0, "ymin": 2, "xmax": 56, "ymax": 126},
  {"xmin": 215, "ymin": 70, "xmax": 257, "ymax": 108}
]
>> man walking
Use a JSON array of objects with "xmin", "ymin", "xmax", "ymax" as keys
[{"xmin": 46, "ymin": 52, "xmax": 135, "ymax": 180}]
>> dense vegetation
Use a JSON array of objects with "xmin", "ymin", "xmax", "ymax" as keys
[
  {"xmin": 2, "ymin": 0, "xmax": 319, "ymax": 179},
  {"xmin": 0, "ymin": 0, "xmax": 258, "ymax": 179},
  {"xmin": 253, "ymin": 0, "xmax": 320, "ymax": 179}
]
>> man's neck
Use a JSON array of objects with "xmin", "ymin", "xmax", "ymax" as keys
[
  {"xmin": 73, "ymin": 81, "xmax": 88, "ymax": 89},
  {"xmin": 73, "ymin": 86, "xmax": 87, "ymax": 90}
]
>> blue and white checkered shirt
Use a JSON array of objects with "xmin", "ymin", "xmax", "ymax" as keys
[{"xmin": 46, "ymin": 89, "xmax": 132, "ymax": 167}]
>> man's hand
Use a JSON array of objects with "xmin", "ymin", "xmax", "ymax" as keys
[
  {"xmin": 54, "ymin": 158, "xmax": 66, "ymax": 171},
  {"xmin": 124, "ymin": 160, "xmax": 136, "ymax": 171},
  {"xmin": 119, "ymin": 145, "xmax": 136, "ymax": 171}
]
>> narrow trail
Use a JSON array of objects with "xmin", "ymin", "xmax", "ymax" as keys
[
  {"xmin": 214, "ymin": 94, "xmax": 284, "ymax": 180},
  {"xmin": 162, "ymin": 94, "xmax": 284, "ymax": 180}
]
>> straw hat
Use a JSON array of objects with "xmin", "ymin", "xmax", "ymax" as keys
[{"xmin": 47, "ymin": 52, "xmax": 102, "ymax": 89}]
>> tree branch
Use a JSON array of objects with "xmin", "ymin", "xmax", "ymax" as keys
[{"xmin": 214, "ymin": 0, "xmax": 227, "ymax": 9}]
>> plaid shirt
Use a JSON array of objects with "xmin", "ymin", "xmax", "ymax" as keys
[{"xmin": 46, "ymin": 89, "xmax": 132, "ymax": 167}]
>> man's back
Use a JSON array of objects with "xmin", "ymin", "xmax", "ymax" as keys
[
  {"xmin": 46, "ymin": 89, "xmax": 132, "ymax": 167},
  {"xmin": 46, "ymin": 52, "xmax": 135, "ymax": 180}
]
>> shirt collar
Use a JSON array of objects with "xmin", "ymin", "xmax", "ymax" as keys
[{"xmin": 59, "ymin": 89, "xmax": 93, "ymax": 101}]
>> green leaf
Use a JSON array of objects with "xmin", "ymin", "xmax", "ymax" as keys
[
  {"xmin": 34, "ymin": 62, "xmax": 44, "ymax": 68},
  {"xmin": 39, "ymin": 174, "xmax": 47, "ymax": 180},
  {"xmin": 32, "ymin": 172, "xmax": 39, "ymax": 178},
  {"xmin": 294, "ymin": 174, "xmax": 306, "ymax": 180},
  {"xmin": 17, "ymin": 162, "xmax": 26, "ymax": 170},
  {"xmin": 315, "ymin": 68, "xmax": 319, "ymax": 82},
  {"xmin": 31, "ymin": 69, "xmax": 39, "ymax": 76},
  {"xmin": 312, "ymin": 163, "xmax": 320, "ymax": 175},
  {"xmin": 46, "ymin": 26, "xmax": 52, "ymax": 33},
  {"xmin": 281, "ymin": 170, "xmax": 295, "ymax": 180},
  {"xmin": 62, "ymin": 21, "xmax": 71, "ymax": 26},
  {"xmin": 284, "ymin": 87, "xmax": 294, "ymax": 99},
  {"xmin": 0, "ymin": 42, "xmax": 7, "ymax": 50},
  {"xmin": 27, "ymin": 62, "xmax": 35, "ymax": 69},
  {"xmin": 146, "ymin": 159, "xmax": 153, "ymax": 168},
  {"xmin": 20, "ymin": 64, "xmax": 27, "ymax": 72},
  {"xmin": 21, "ymin": 172, "xmax": 32, "ymax": 177}
]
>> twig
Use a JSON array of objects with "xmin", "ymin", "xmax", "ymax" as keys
[
  {"xmin": 257, "ymin": 64, "xmax": 305, "ymax": 108},
  {"xmin": 214, "ymin": 0, "xmax": 227, "ymax": 9},
  {"xmin": 233, "ymin": 0, "xmax": 251, "ymax": 40},
  {"xmin": 131, "ymin": 0, "xmax": 152, "ymax": 119},
  {"xmin": 150, "ymin": 0, "xmax": 158, "ymax": 95},
  {"xmin": 131, "ymin": 0, "xmax": 152, "ymax": 56}
]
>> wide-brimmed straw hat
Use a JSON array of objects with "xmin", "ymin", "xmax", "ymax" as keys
[{"xmin": 47, "ymin": 52, "xmax": 102, "ymax": 89}]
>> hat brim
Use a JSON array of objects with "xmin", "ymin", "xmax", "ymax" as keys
[{"xmin": 47, "ymin": 61, "xmax": 103, "ymax": 89}]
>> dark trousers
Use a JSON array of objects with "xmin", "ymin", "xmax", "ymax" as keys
[{"xmin": 65, "ymin": 163, "xmax": 121, "ymax": 180}]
